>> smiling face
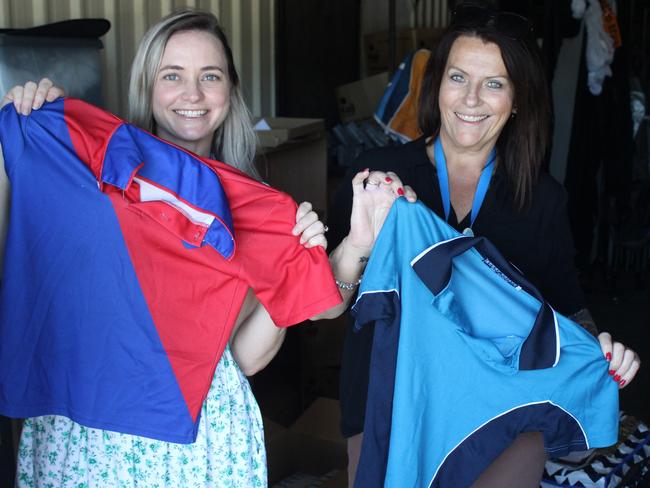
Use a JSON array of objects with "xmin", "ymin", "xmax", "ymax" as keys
[
  {"xmin": 152, "ymin": 29, "xmax": 231, "ymax": 157},
  {"xmin": 438, "ymin": 35, "xmax": 514, "ymax": 155}
]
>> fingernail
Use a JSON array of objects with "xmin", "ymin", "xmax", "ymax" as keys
[
  {"xmin": 619, "ymin": 379, "xmax": 626, "ymax": 387},
  {"xmin": 363, "ymin": 168, "xmax": 369, "ymax": 172},
  {"xmin": 385, "ymin": 177, "xmax": 393, "ymax": 183},
  {"xmin": 606, "ymin": 352, "xmax": 612, "ymax": 361},
  {"xmin": 614, "ymin": 374, "xmax": 621, "ymax": 382},
  {"xmin": 397, "ymin": 188, "xmax": 405, "ymax": 196},
  {"xmin": 608, "ymin": 370, "xmax": 616, "ymax": 375}
]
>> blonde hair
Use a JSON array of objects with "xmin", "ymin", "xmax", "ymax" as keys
[{"xmin": 127, "ymin": 9, "xmax": 259, "ymax": 178}]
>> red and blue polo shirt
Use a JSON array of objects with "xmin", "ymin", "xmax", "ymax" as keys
[{"xmin": 0, "ymin": 98, "xmax": 341, "ymax": 443}]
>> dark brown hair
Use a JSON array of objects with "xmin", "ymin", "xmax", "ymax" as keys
[{"xmin": 418, "ymin": 11, "xmax": 551, "ymax": 209}]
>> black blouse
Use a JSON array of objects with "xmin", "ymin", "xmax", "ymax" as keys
[{"xmin": 328, "ymin": 136, "xmax": 585, "ymax": 314}]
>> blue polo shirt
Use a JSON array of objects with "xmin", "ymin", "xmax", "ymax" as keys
[{"xmin": 352, "ymin": 199, "xmax": 618, "ymax": 487}]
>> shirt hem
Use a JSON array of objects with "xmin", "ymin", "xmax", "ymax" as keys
[
  {"xmin": 272, "ymin": 291, "xmax": 343, "ymax": 327},
  {"xmin": 0, "ymin": 404, "xmax": 198, "ymax": 444}
]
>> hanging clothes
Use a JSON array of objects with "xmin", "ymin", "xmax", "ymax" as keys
[{"xmin": 564, "ymin": 1, "xmax": 635, "ymax": 268}]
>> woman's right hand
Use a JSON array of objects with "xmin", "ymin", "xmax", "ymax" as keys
[
  {"xmin": 1, "ymin": 78, "xmax": 65, "ymax": 115},
  {"xmin": 346, "ymin": 169, "xmax": 417, "ymax": 252}
]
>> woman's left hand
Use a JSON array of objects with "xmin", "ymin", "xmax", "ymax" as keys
[
  {"xmin": 346, "ymin": 169, "xmax": 417, "ymax": 251},
  {"xmin": 292, "ymin": 201, "xmax": 328, "ymax": 249},
  {"xmin": 598, "ymin": 332, "xmax": 641, "ymax": 389}
]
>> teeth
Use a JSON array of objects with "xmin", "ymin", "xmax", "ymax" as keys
[
  {"xmin": 456, "ymin": 113, "xmax": 488, "ymax": 122},
  {"xmin": 174, "ymin": 109, "xmax": 207, "ymax": 118}
]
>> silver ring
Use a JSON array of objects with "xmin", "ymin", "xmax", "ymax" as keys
[{"xmin": 323, "ymin": 225, "xmax": 329, "ymax": 233}]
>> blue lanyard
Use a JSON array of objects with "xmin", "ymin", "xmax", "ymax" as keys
[{"xmin": 434, "ymin": 136, "xmax": 496, "ymax": 229}]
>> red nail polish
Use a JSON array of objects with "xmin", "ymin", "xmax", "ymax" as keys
[
  {"xmin": 619, "ymin": 379, "xmax": 626, "ymax": 387},
  {"xmin": 614, "ymin": 374, "xmax": 621, "ymax": 382},
  {"xmin": 608, "ymin": 370, "xmax": 615, "ymax": 375},
  {"xmin": 385, "ymin": 177, "xmax": 393, "ymax": 183},
  {"xmin": 397, "ymin": 188, "xmax": 405, "ymax": 196},
  {"xmin": 606, "ymin": 352, "xmax": 612, "ymax": 361}
]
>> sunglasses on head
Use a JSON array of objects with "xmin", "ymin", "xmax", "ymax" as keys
[{"xmin": 451, "ymin": 5, "xmax": 533, "ymax": 40}]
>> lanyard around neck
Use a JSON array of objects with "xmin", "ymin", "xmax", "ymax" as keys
[{"xmin": 434, "ymin": 136, "xmax": 496, "ymax": 230}]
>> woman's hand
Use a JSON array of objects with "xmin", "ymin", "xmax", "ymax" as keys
[
  {"xmin": 598, "ymin": 332, "xmax": 641, "ymax": 389},
  {"xmin": 292, "ymin": 201, "xmax": 327, "ymax": 250},
  {"xmin": 309, "ymin": 169, "xmax": 417, "ymax": 321},
  {"xmin": 1, "ymin": 78, "xmax": 65, "ymax": 115},
  {"xmin": 346, "ymin": 169, "xmax": 417, "ymax": 252}
]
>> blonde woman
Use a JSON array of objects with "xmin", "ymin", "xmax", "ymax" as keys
[{"xmin": 2, "ymin": 10, "xmax": 415, "ymax": 487}]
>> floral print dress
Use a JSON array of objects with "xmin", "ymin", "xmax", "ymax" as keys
[{"xmin": 15, "ymin": 346, "xmax": 266, "ymax": 488}]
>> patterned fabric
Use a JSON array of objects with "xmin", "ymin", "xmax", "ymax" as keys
[
  {"xmin": 542, "ymin": 414, "xmax": 650, "ymax": 487},
  {"xmin": 15, "ymin": 347, "xmax": 267, "ymax": 488}
]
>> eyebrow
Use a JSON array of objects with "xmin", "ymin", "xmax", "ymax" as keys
[
  {"xmin": 447, "ymin": 65, "xmax": 509, "ymax": 79},
  {"xmin": 159, "ymin": 65, "xmax": 225, "ymax": 72}
]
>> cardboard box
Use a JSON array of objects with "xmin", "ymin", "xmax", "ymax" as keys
[
  {"xmin": 299, "ymin": 317, "xmax": 348, "ymax": 401},
  {"xmin": 265, "ymin": 398, "xmax": 347, "ymax": 486},
  {"xmin": 254, "ymin": 117, "xmax": 325, "ymax": 148},
  {"xmin": 255, "ymin": 119, "xmax": 328, "ymax": 217},
  {"xmin": 336, "ymin": 72, "xmax": 389, "ymax": 123},
  {"xmin": 364, "ymin": 27, "xmax": 444, "ymax": 75},
  {"xmin": 288, "ymin": 397, "xmax": 345, "ymax": 446}
]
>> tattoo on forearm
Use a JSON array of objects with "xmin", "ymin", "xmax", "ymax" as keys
[{"xmin": 359, "ymin": 256, "xmax": 369, "ymax": 264}]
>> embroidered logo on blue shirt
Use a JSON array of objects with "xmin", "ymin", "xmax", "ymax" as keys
[{"xmin": 482, "ymin": 257, "xmax": 522, "ymax": 290}]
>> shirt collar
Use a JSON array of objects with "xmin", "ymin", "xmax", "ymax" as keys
[
  {"xmin": 100, "ymin": 124, "xmax": 235, "ymax": 259},
  {"xmin": 411, "ymin": 233, "xmax": 560, "ymax": 371}
]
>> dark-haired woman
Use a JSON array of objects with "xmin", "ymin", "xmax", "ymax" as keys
[{"xmin": 329, "ymin": 7, "xmax": 641, "ymax": 487}]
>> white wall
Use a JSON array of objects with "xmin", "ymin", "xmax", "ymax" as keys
[{"xmin": 549, "ymin": 26, "xmax": 584, "ymax": 184}]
